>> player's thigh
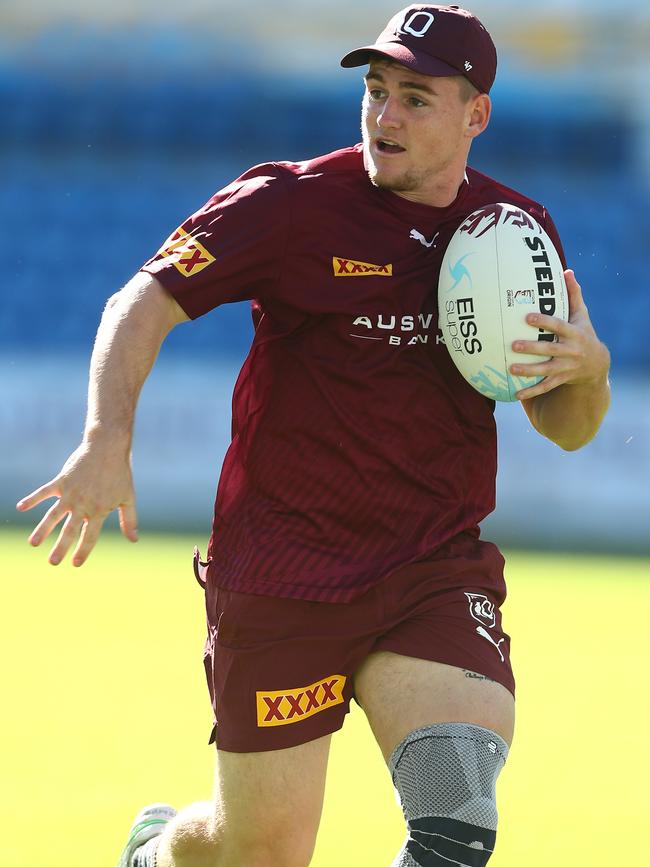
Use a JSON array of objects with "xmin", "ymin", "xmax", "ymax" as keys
[
  {"xmin": 214, "ymin": 732, "xmax": 332, "ymax": 843},
  {"xmin": 354, "ymin": 652, "xmax": 514, "ymax": 761}
]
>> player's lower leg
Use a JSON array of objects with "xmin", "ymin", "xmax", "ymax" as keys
[
  {"xmin": 123, "ymin": 800, "xmax": 317, "ymax": 867},
  {"xmin": 122, "ymin": 737, "xmax": 330, "ymax": 867},
  {"xmin": 388, "ymin": 723, "xmax": 509, "ymax": 867}
]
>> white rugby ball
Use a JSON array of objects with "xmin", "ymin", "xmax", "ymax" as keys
[{"xmin": 438, "ymin": 203, "xmax": 569, "ymax": 401}]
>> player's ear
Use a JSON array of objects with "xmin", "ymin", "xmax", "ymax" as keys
[{"xmin": 467, "ymin": 93, "xmax": 491, "ymax": 139}]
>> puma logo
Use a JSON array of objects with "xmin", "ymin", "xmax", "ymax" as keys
[
  {"xmin": 409, "ymin": 229, "xmax": 439, "ymax": 249},
  {"xmin": 476, "ymin": 626, "xmax": 506, "ymax": 663}
]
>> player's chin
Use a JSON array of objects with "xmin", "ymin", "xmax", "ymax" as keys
[{"xmin": 368, "ymin": 166, "xmax": 413, "ymax": 193}]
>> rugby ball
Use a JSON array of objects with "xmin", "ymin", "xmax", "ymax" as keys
[{"xmin": 438, "ymin": 203, "xmax": 569, "ymax": 401}]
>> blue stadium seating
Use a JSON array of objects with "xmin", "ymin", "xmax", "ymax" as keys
[{"xmin": 0, "ymin": 26, "xmax": 647, "ymax": 371}]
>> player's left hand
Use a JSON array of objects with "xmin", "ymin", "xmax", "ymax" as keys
[{"xmin": 509, "ymin": 269, "xmax": 610, "ymax": 400}]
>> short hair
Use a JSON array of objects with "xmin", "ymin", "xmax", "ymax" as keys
[{"xmin": 457, "ymin": 76, "xmax": 480, "ymax": 103}]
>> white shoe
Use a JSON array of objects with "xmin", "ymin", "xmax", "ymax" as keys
[{"xmin": 117, "ymin": 803, "xmax": 177, "ymax": 867}]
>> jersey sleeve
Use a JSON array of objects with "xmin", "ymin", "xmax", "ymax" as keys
[{"xmin": 141, "ymin": 164, "xmax": 289, "ymax": 319}]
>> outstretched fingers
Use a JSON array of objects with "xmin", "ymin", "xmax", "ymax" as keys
[
  {"xmin": 71, "ymin": 517, "xmax": 108, "ymax": 567},
  {"xmin": 18, "ymin": 440, "xmax": 140, "ymax": 566},
  {"xmin": 119, "ymin": 500, "xmax": 139, "ymax": 543},
  {"xmin": 28, "ymin": 498, "xmax": 68, "ymax": 547},
  {"xmin": 16, "ymin": 480, "xmax": 59, "ymax": 514},
  {"xmin": 48, "ymin": 512, "xmax": 86, "ymax": 566},
  {"xmin": 19, "ymin": 481, "xmax": 114, "ymax": 565}
]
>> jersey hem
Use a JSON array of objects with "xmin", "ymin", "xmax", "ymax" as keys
[{"xmin": 208, "ymin": 527, "xmax": 484, "ymax": 604}]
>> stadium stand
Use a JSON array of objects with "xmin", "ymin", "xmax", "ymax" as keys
[{"xmin": 0, "ymin": 22, "xmax": 647, "ymax": 371}]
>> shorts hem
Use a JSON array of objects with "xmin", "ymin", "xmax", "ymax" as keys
[{"xmin": 210, "ymin": 709, "xmax": 349, "ymax": 753}]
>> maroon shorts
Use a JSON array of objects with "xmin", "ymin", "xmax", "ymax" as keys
[{"xmin": 197, "ymin": 533, "xmax": 514, "ymax": 753}]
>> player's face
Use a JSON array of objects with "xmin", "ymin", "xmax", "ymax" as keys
[{"xmin": 362, "ymin": 60, "xmax": 487, "ymax": 207}]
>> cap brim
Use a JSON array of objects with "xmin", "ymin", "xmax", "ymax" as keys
[{"xmin": 340, "ymin": 42, "xmax": 460, "ymax": 78}]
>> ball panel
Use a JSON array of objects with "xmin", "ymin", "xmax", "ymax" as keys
[
  {"xmin": 438, "ymin": 220, "xmax": 502, "ymax": 379},
  {"xmin": 438, "ymin": 203, "xmax": 569, "ymax": 402},
  {"xmin": 495, "ymin": 211, "xmax": 548, "ymax": 398},
  {"xmin": 468, "ymin": 367, "xmax": 538, "ymax": 402}
]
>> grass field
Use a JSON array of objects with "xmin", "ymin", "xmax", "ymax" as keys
[{"xmin": 1, "ymin": 527, "xmax": 649, "ymax": 867}]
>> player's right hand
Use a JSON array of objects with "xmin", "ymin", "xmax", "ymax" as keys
[{"xmin": 15, "ymin": 439, "xmax": 138, "ymax": 567}]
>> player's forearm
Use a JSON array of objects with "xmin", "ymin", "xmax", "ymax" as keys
[
  {"xmin": 83, "ymin": 274, "xmax": 183, "ymax": 448},
  {"xmin": 525, "ymin": 371, "xmax": 611, "ymax": 451}
]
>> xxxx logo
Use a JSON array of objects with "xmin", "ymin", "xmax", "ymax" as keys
[
  {"xmin": 256, "ymin": 674, "xmax": 346, "ymax": 728},
  {"xmin": 158, "ymin": 227, "xmax": 216, "ymax": 277},
  {"xmin": 333, "ymin": 257, "xmax": 392, "ymax": 277}
]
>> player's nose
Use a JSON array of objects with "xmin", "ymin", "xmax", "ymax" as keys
[{"xmin": 376, "ymin": 96, "xmax": 402, "ymax": 129}]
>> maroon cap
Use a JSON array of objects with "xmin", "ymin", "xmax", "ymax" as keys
[{"xmin": 341, "ymin": 4, "xmax": 497, "ymax": 94}]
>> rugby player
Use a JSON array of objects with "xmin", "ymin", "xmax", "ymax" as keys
[{"xmin": 18, "ymin": 5, "xmax": 610, "ymax": 866}]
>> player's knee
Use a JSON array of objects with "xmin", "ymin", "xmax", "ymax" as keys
[{"xmin": 389, "ymin": 723, "xmax": 509, "ymax": 866}]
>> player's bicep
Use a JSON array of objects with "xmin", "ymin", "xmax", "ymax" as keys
[
  {"xmin": 142, "ymin": 273, "xmax": 191, "ymax": 329},
  {"xmin": 111, "ymin": 271, "xmax": 190, "ymax": 335}
]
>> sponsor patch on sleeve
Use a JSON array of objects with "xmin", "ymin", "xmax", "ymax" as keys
[{"xmin": 157, "ymin": 227, "xmax": 216, "ymax": 277}]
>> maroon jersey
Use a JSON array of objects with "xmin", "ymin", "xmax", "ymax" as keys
[{"xmin": 142, "ymin": 144, "xmax": 565, "ymax": 602}]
